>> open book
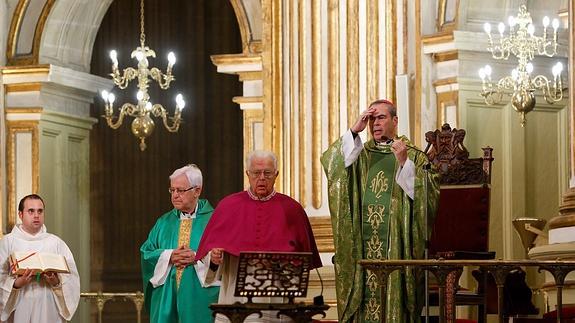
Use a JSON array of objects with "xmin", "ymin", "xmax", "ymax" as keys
[{"xmin": 9, "ymin": 251, "xmax": 70, "ymax": 275}]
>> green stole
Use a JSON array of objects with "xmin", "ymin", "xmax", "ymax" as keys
[{"xmin": 362, "ymin": 145, "xmax": 396, "ymax": 322}]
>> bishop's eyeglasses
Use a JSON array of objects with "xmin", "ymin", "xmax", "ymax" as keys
[
  {"xmin": 247, "ymin": 170, "xmax": 277, "ymax": 179},
  {"xmin": 168, "ymin": 186, "xmax": 197, "ymax": 195}
]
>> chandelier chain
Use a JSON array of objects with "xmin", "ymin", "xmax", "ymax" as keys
[{"xmin": 140, "ymin": 0, "xmax": 146, "ymax": 48}]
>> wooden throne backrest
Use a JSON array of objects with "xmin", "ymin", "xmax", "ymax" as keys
[
  {"xmin": 424, "ymin": 123, "xmax": 494, "ymax": 185},
  {"xmin": 424, "ymin": 123, "xmax": 495, "ymax": 255}
]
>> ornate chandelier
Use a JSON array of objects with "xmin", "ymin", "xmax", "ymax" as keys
[
  {"xmin": 100, "ymin": 0, "xmax": 185, "ymax": 151},
  {"xmin": 478, "ymin": 5, "xmax": 563, "ymax": 126}
]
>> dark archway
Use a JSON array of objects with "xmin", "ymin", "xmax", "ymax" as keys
[{"xmin": 89, "ymin": 0, "xmax": 243, "ymax": 321}]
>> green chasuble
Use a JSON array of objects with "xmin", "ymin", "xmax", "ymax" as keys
[
  {"xmin": 321, "ymin": 136, "xmax": 439, "ymax": 323},
  {"xmin": 141, "ymin": 199, "xmax": 220, "ymax": 323}
]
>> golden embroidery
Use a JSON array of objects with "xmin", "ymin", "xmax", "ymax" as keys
[
  {"xmin": 364, "ymin": 294, "xmax": 381, "ymax": 322},
  {"xmin": 365, "ymin": 201, "xmax": 384, "ymax": 321},
  {"xmin": 366, "ymin": 270, "xmax": 379, "ymax": 292},
  {"xmin": 176, "ymin": 218, "xmax": 193, "ymax": 288},
  {"xmin": 367, "ymin": 204, "xmax": 385, "ymax": 227},
  {"xmin": 369, "ymin": 170, "xmax": 389, "ymax": 199},
  {"xmin": 366, "ymin": 234, "xmax": 383, "ymax": 259}
]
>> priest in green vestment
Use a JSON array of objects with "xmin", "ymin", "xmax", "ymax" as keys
[
  {"xmin": 141, "ymin": 164, "xmax": 220, "ymax": 323},
  {"xmin": 321, "ymin": 99, "xmax": 440, "ymax": 323}
]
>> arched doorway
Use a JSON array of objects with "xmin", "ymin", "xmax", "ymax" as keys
[{"xmin": 89, "ymin": 0, "xmax": 243, "ymax": 321}]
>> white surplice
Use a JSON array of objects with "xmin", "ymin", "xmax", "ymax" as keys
[{"xmin": 0, "ymin": 224, "xmax": 80, "ymax": 323}]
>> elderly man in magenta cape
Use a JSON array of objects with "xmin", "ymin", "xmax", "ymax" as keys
[
  {"xmin": 195, "ymin": 150, "xmax": 321, "ymax": 322},
  {"xmin": 321, "ymin": 99, "xmax": 439, "ymax": 323},
  {"xmin": 141, "ymin": 164, "xmax": 220, "ymax": 323}
]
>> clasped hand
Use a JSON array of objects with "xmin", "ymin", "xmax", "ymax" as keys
[
  {"xmin": 170, "ymin": 245, "xmax": 196, "ymax": 269},
  {"xmin": 13, "ymin": 269, "xmax": 60, "ymax": 289}
]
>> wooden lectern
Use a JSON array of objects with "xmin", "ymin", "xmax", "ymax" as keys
[{"xmin": 209, "ymin": 252, "xmax": 329, "ymax": 323}]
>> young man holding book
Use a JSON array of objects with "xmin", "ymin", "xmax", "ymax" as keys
[{"xmin": 0, "ymin": 194, "xmax": 80, "ymax": 322}]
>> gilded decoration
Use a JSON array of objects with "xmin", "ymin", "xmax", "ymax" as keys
[
  {"xmin": 366, "ymin": 234, "xmax": 384, "ymax": 259},
  {"xmin": 365, "ymin": 278, "xmax": 381, "ymax": 322},
  {"xmin": 436, "ymin": 0, "xmax": 459, "ymax": 32},
  {"xmin": 6, "ymin": 119, "xmax": 40, "ymax": 232},
  {"xmin": 308, "ymin": 216, "xmax": 335, "ymax": 253},
  {"xmin": 369, "ymin": 171, "xmax": 389, "ymax": 199},
  {"xmin": 176, "ymin": 218, "xmax": 192, "ymax": 287},
  {"xmin": 7, "ymin": 0, "xmax": 56, "ymax": 65},
  {"xmin": 367, "ymin": 204, "xmax": 385, "ymax": 227},
  {"xmin": 363, "ymin": 165, "xmax": 392, "ymax": 322},
  {"xmin": 229, "ymin": 0, "xmax": 255, "ymax": 53},
  {"xmin": 365, "ymin": 270, "xmax": 381, "ymax": 321}
]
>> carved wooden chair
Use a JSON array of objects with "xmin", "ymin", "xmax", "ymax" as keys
[{"xmin": 424, "ymin": 123, "xmax": 494, "ymax": 323}]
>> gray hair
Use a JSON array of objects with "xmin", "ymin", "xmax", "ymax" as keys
[
  {"xmin": 169, "ymin": 164, "xmax": 203, "ymax": 187},
  {"xmin": 246, "ymin": 150, "xmax": 278, "ymax": 170}
]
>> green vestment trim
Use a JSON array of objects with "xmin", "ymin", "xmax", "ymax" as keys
[
  {"xmin": 141, "ymin": 199, "xmax": 220, "ymax": 323},
  {"xmin": 321, "ymin": 136, "xmax": 440, "ymax": 323}
]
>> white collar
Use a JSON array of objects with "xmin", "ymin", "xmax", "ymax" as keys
[{"xmin": 179, "ymin": 203, "xmax": 198, "ymax": 220}]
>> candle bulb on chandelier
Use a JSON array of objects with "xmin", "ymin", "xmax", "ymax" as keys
[
  {"xmin": 175, "ymin": 94, "xmax": 185, "ymax": 111},
  {"xmin": 483, "ymin": 65, "xmax": 492, "ymax": 80},
  {"xmin": 511, "ymin": 69, "xmax": 519, "ymax": 81},
  {"xmin": 168, "ymin": 52, "xmax": 176, "ymax": 66},
  {"xmin": 483, "ymin": 22, "xmax": 491, "ymax": 34},
  {"xmin": 526, "ymin": 63, "xmax": 534, "ymax": 74},
  {"xmin": 543, "ymin": 16, "xmax": 550, "ymax": 28},
  {"xmin": 552, "ymin": 18, "xmax": 559, "ymax": 31},
  {"xmin": 508, "ymin": 16, "xmax": 516, "ymax": 30},
  {"xmin": 167, "ymin": 52, "xmax": 176, "ymax": 74},
  {"xmin": 109, "ymin": 50, "xmax": 118, "ymax": 67},
  {"xmin": 498, "ymin": 22, "xmax": 505, "ymax": 36},
  {"xmin": 478, "ymin": 68, "xmax": 486, "ymax": 81},
  {"xmin": 552, "ymin": 62, "xmax": 563, "ymax": 78},
  {"xmin": 527, "ymin": 24, "xmax": 535, "ymax": 36}
]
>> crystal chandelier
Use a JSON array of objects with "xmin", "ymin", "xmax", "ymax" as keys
[
  {"xmin": 100, "ymin": 0, "xmax": 185, "ymax": 151},
  {"xmin": 478, "ymin": 5, "xmax": 564, "ymax": 126}
]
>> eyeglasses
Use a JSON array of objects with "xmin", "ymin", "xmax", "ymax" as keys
[
  {"xmin": 247, "ymin": 170, "xmax": 277, "ymax": 179},
  {"xmin": 168, "ymin": 186, "xmax": 197, "ymax": 195}
]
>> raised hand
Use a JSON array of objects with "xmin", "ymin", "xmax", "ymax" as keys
[
  {"xmin": 390, "ymin": 139, "xmax": 407, "ymax": 166},
  {"xmin": 351, "ymin": 107, "xmax": 377, "ymax": 133}
]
